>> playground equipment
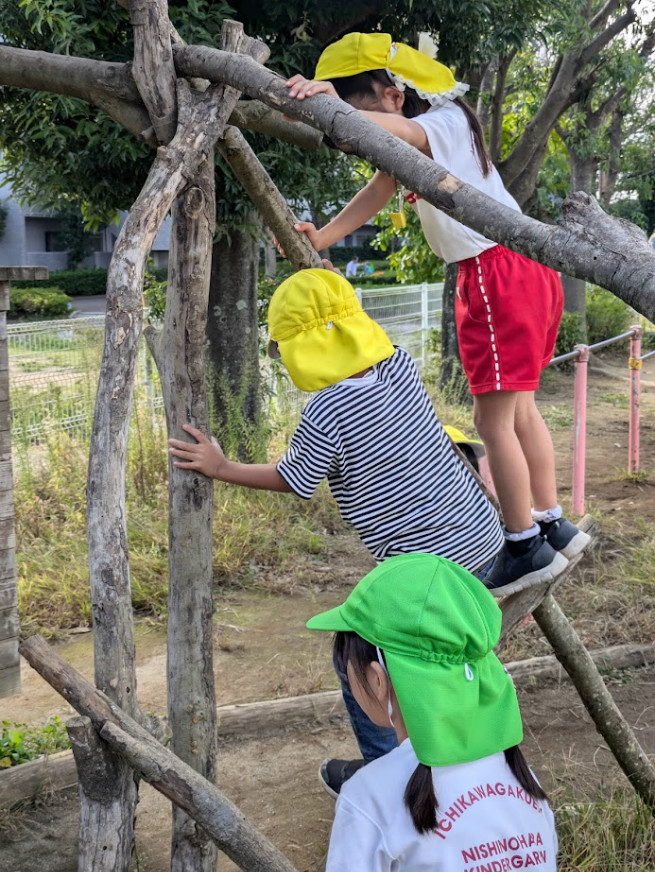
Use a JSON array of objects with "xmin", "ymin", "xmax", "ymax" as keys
[
  {"xmin": 550, "ymin": 325, "xmax": 653, "ymax": 513},
  {"xmin": 1, "ymin": 9, "xmax": 655, "ymax": 872}
]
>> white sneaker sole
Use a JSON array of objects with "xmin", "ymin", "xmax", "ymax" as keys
[
  {"xmin": 559, "ymin": 529, "xmax": 592, "ymax": 560},
  {"xmin": 490, "ymin": 551, "xmax": 569, "ymax": 598}
]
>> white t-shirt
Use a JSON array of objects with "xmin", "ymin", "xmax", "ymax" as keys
[
  {"xmin": 327, "ymin": 739, "xmax": 557, "ymax": 872},
  {"xmin": 276, "ymin": 347, "xmax": 503, "ymax": 571},
  {"xmin": 411, "ymin": 103, "xmax": 521, "ymax": 264},
  {"xmin": 346, "ymin": 260, "xmax": 359, "ymax": 277}
]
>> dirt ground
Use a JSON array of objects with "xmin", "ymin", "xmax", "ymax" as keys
[{"xmin": 1, "ymin": 352, "xmax": 655, "ymax": 871}]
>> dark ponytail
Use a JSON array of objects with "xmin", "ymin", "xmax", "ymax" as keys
[
  {"xmin": 404, "ymin": 763, "xmax": 438, "ymax": 834},
  {"xmin": 504, "ymin": 745, "xmax": 549, "ymax": 802},
  {"xmin": 329, "ymin": 70, "xmax": 492, "ymax": 177}
]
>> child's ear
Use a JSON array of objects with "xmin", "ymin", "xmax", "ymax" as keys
[
  {"xmin": 368, "ymin": 661, "xmax": 390, "ymax": 702},
  {"xmin": 385, "ymin": 86, "xmax": 406, "ymax": 112}
]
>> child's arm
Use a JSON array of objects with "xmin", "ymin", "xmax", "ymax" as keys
[
  {"xmin": 295, "ymin": 171, "xmax": 397, "ymax": 251},
  {"xmin": 168, "ymin": 424, "xmax": 292, "ymax": 492},
  {"xmin": 358, "ymin": 110, "xmax": 429, "ymax": 154}
]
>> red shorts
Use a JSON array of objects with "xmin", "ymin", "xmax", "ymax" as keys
[{"xmin": 455, "ymin": 245, "xmax": 563, "ymax": 395}]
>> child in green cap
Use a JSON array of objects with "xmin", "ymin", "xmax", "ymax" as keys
[{"xmin": 307, "ymin": 552, "xmax": 557, "ymax": 871}]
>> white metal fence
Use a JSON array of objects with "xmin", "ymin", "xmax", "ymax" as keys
[{"xmin": 7, "ymin": 282, "xmax": 443, "ymax": 443}]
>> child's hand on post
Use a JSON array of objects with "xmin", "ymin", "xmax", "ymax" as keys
[{"xmin": 168, "ymin": 424, "xmax": 226, "ymax": 480}]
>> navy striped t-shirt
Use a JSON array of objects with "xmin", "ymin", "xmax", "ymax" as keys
[{"xmin": 277, "ymin": 347, "xmax": 503, "ymax": 571}]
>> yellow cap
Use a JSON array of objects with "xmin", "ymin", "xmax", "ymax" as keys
[
  {"xmin": 315, "ymin": 33, "xmax": 468, "ymax": 107},
  {"xmin": 267, "ymin": 269, "xmax": 394, "ymax": 392},
  {"xmin": 443, "ymin": 425, "xmax": 485, "ymax": 459}
]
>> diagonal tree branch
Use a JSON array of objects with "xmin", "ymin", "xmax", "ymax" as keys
[
  {"xmin": 579, "ymin": 8, "xmax": 637, "ymax": 67},
  {"xmin": 218, "ymin": 126, "xmax": 323, "ymax": 270}
]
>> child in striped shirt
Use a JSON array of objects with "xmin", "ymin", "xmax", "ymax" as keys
[{"xmin": 169, "ymin": 264, "xmax": 507, "ymax": 791}]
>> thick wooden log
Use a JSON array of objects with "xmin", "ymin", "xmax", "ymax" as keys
[
  {"xmin": 19, "ymin": 635, "xmax": 297, "ymax": 872},
  {"xmin": 173, "ymin": 45, "xmax": 655, "ymax": 320},
  {"xmin": 67, "ymin": 716, "xmax": 133, "ymax": 871},
  {"xmin": 0, "ymin": 284, "xmax": 18, "ymax": 699},
  {"xmin": 5, "ymin": 641, "xmax": 655, "ymax": 808},
  {"xmin": 218, "ymin": 126, "xmax": 323, "ymax": 271},
  {"xmin": 129, "ymin": 0, "xmax": 177, "ymax": 145},
  {"xmin": 147, "ymin": 150, "xmax": 219, "ymax": 872},
  {"xmin": 533, "ymin": 594, "xmax": 655, "ymax": 813}
]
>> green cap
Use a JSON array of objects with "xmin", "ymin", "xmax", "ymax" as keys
[{"xmin": 307, "ymin": 553, "xmax": 522, "ymax": 767}]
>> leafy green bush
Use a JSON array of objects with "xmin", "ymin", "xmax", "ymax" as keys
[
  {"xmin": 0, "ymin": 717, "xmax": 69, "ymax": 768},
  {"xmin": 12, "ymin": 268, "xmax": 107, "ymax": 297},
  {"xmin": 586, "ymin": 286, "xmax": 631, "ymax": 345},
  {"xmin": 554, "ymin": 311, "xmax": 584, "ymax": 360},
  {"xmin": 9, "ymin": 287, "xmax": 71, "ymax": 318}
]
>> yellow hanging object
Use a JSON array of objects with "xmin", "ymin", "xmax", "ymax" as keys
[{"xmin": 390, "ymin": 188, "xmax": 407, "ymax": 229}]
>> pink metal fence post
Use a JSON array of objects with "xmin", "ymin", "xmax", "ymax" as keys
[
  {"xmin": 628, "ymin": 326, "xmax": 643, "ymax": 475},
  {"xmin": 572, "ymin": 345, "xmax": 589, "ymax": 515}
]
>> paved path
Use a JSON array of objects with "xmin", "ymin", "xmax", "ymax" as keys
[{"xmin": 69, "ymin": 295, "xmax": 106, "ymax": 316}]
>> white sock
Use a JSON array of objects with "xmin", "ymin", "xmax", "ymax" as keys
[
  {"xmin": 504, "ymin": 522, "xmax": 539, "ymax": 542},
  {"xmin": 532, "ymin": 505, "xmax": 562, "ymax": 523}
]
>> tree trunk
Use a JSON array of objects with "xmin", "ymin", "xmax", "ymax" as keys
[
  {"xmin": 207, "ymin": 225, "xmax": 265, "ymax": 462},
  {"xmin": 147, "ymin": 158, "xmax": 218, "ymax": 872},
  {"xmin": 560, "ymin": 150, "xmax": 597, "ymax": 332},
  {"xmin": 439, "ymin": 262, "xmax": 470, "ymax": 403}
]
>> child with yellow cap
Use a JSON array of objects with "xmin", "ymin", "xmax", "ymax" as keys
[
  {"xmin": 284, "ymin": 32, "xmax": 590, "ymax": 593},
  {"xmin": 169, "ymin": 264, "xmax": 510, "ymax": 782},
  {"xmin": 307, "ymin": 552, "xmax": 557, "ymax": 871}
]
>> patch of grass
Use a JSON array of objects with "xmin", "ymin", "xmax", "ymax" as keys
[
  {"xmin": 540, "ymin": 404, "xmax": 575, "ymax": 430},
  {"xmin": 16, "ymin": 408, "xmax": 346, "ymax": 634},
  {"xmin": 599, "ymin": 392, "xmax": 630, "ymax": 408},
  {"xmin": 615, "ymin": 467, "xmax": 650, "ymax": 483},
  {"xmin": 556, "ymin": 790, "xmax": 655, "ymax": 871}
]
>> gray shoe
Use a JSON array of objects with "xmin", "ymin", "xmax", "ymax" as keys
[
  {"xmin": 539, "ymin": 517, "xmax": 591, "ymax": 560},
  {"xmin": 319, "ymin": 758, "xmax": 366, "ymax": 799},
  {"xmin": 483, "ymin": 536, "xmax": 568, "ymax": 597}
]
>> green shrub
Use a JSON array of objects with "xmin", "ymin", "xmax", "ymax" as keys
[
  {"xmin": 586, "ymin": 286, "xmax": 631, "ymax": 345},
  {"xmin": 12, "ymin": 268, "xmax": 108, "ymax": 297},
  {"xmin": 554, "ymin": 311, "xmax": 584, "ymax": 360},
  {"xmin": 9, "ymin": 287, "xmax": 71, "ymax": 319},
  {"xmin": 0, "ymin": 717, "xmax": 69, "ymax": 768}
]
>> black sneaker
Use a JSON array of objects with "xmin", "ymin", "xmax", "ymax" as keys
[
  {"xmin": 319, "ymin": 758, "xmax": 366, "ymax": 799},
  {"xmin": 538, "ymin": 518, "xmax": 591, "ymax": 560},
  {"xmin": 483, "ymin": 536, "xmax": 568, "ymax": 597}
]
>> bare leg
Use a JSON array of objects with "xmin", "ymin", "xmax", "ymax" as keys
[
  {"xmin": 514, "ymin": 391, "xmax": 558, "ymax": 512},
  {"xmin": 473, "ymin": 391, "xmax": 533, "ymax": 533}
]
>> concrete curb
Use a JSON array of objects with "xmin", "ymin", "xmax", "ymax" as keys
[{"xmin": 2, "ymin": 641, "xmax": 654, "ymax": 808}]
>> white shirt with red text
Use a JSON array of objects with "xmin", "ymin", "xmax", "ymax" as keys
[{"xmin": 326, "ymin": 739, "xmax": 557, "ymax": 872}]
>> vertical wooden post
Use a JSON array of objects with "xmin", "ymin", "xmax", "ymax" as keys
[{"xmin": 0, "ymin": 266, "xmax": 47, "ymax": 698}]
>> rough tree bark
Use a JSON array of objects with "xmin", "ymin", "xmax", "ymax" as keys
[
  {"xmin": 0, "ymin": 45, "xmax": 320, "ymax": 151},
  {"xmin": 85, "ymin": 44, "xmax": 267, "ymax": 864},
  {"xmin": 147, "ymin": 157, "xmax": 219, "ymax": 872},
  {"xmin": 439, "ymin": 263, "xmax": 469, "ymax": 402},
  {"xmin": 140, "ymin": 16, "xmax": 269, "ymax": 871},
  {"xmin": 20, "ymin": 637, "xmax": 298, "ymax": 872}
]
